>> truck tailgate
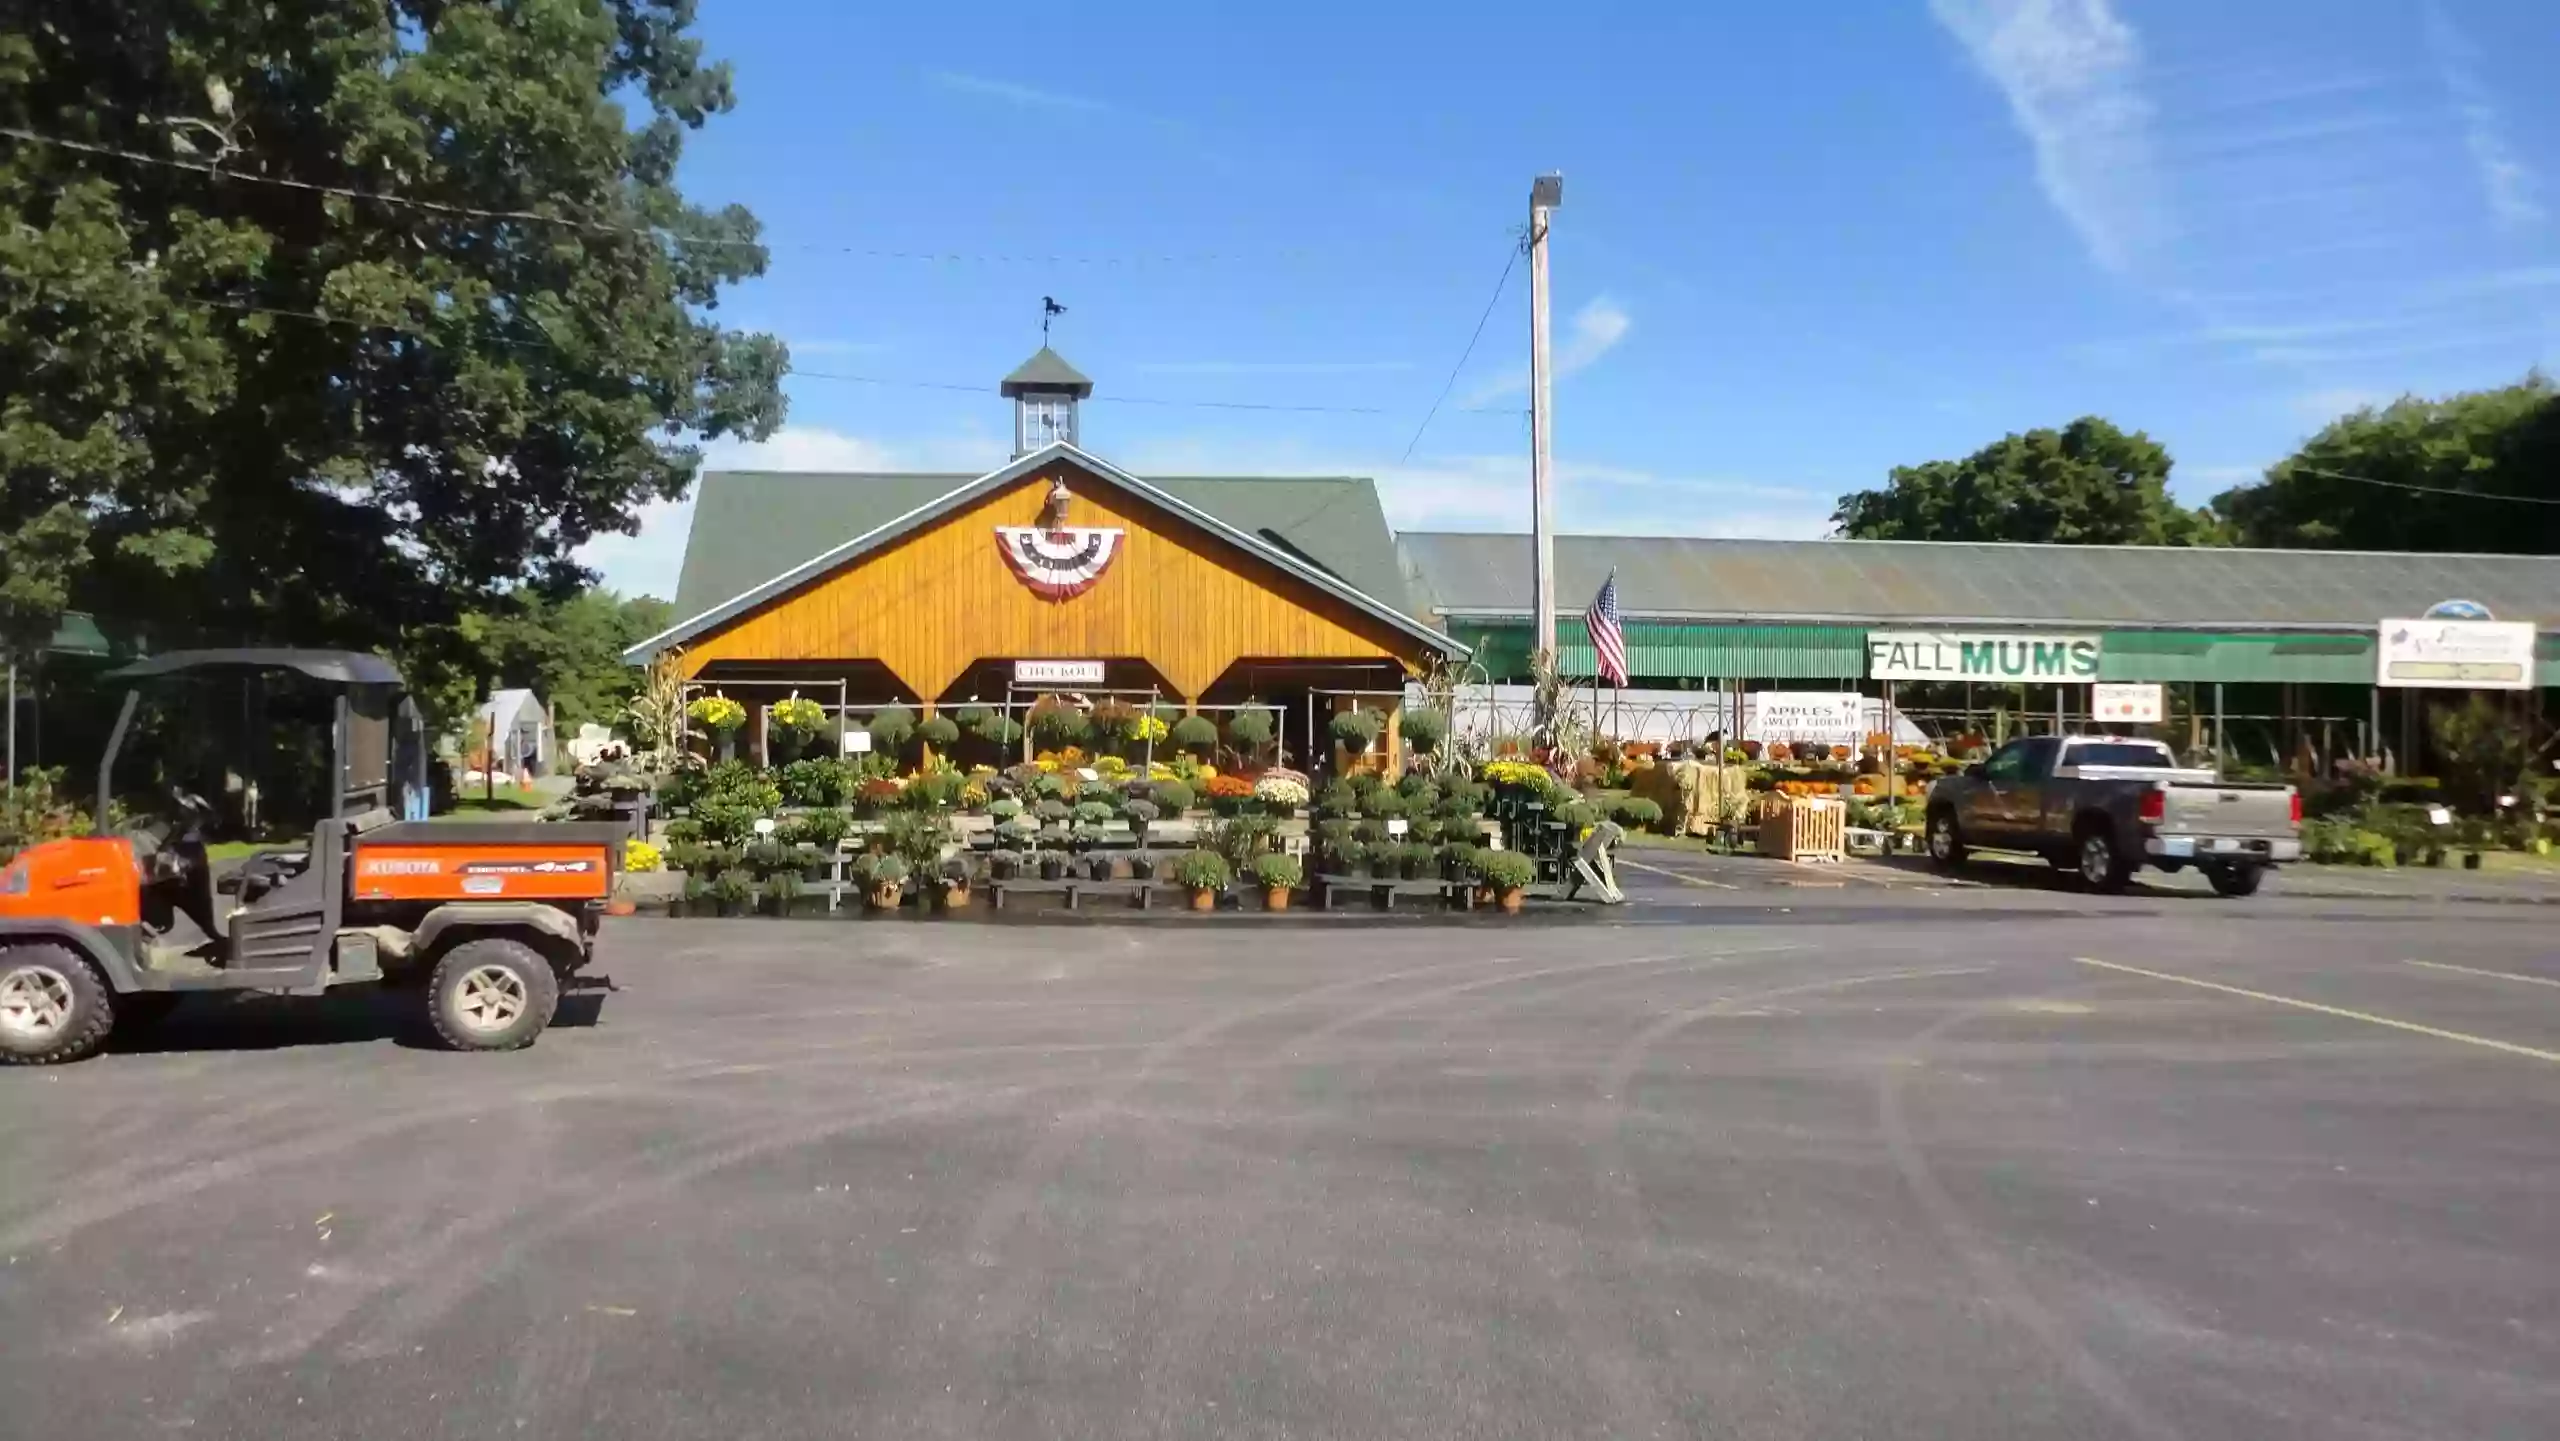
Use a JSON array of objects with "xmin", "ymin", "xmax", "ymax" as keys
[{"xmin": 2159, "ymin": 784, "xmax": 2293, "ymax": 839}]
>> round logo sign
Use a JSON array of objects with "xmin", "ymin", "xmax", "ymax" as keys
[{"xmin": 2422, "ymin": 599, "xmax": 2494, "ymax": 620}]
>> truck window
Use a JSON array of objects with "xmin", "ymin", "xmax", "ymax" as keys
[
  {"xmin": 1982, "ymin": 741, "xmax": 2033, "ymax": 781},
  {"xmin": 2065, "ymin": 742, "xmax": 2177, "ymax": 768}
]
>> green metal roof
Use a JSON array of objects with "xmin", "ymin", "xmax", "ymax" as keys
[
  {"xmin": 1400, "ymin": 533, "xmax": 2560, "ymax": 632},
  {"xmin": 999, "ymin": 346, "xmax": 1094, "ymax": 397},
  {"xmin": 649, "ymin": 445, "xmax": 1445, "ymax": 663},
  {"xmin": 672, "ymin": 465, "xmax": 1413, "ymax": 626}
]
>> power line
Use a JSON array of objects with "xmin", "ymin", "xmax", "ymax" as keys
[
  {"xmin": 793, "ymin": 369, "xmax": 1390, "ymax": 415},
  {"xmin": 1401, "ymin": 236, "xmax": 1523, "ymax": 463},
  {"xmin": 2293, "ymin": 465, "xmax": 2560, "ymax": 505},
  {"xmin": 0, "ymin": 123, "xmax": 707, "ymax": 246},
  {"xmin": 0, "ymin": 123, "xmax": 1315, "ymax": 268}
]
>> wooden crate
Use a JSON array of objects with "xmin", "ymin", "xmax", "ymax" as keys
[{"xmin": 1757, "ymin": 795, "xmax": 1846, "ymax": 863}]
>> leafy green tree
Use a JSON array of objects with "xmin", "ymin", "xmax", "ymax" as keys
[
  {"xmin": 415, "ymin": 589, "xmax": 673, "ymax": 740},
  {"xmin": 2212, "ymin": 375, "xmax": 2560, "ymax": 553},
  {"xmin": 1833, "ymin": 417, "xmax": 2218, "ymax": 545},
  {"xmin": 0, "ymin": 2, "xmax": 782, "ymax": 699}
]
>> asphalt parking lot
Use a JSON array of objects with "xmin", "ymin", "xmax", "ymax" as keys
[{"xmin": 4, "ymin": 879, "xmax": 2556, "ymax": 1440}]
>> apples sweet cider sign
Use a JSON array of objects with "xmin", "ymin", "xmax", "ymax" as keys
[{"xmin": 1866, "ymin": 632, "xmax": 2102, "ymax": 684}]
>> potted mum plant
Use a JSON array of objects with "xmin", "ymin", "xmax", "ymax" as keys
[
  {"xmin": 863, "ymin": 854, "xmax": 909, "ymax": 911},
  {"xmin": 1171, "ymin": 849, "xmax": 1231, "ymax": 910},
  {"xmin": 687, "ymin": 693, "xmax": 748, "ymax": 761},
  {"xmin": 1252, "ymin": 851, "xmax": 1302, "ymax": 911},
  {"xmin": 1329, "ymin": 707, "xmax": 1383, "ymax": 757},
  {"xmin": 1252, "ymin": 767, "xmax": 1309, "ymax": 819},
  {"xmin": 1477, "ymin": 849, "xmax": 1535, "ymax": 913}
]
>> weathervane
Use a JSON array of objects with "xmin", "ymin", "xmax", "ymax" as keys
[{"xmin": 1041, "ymin": 295, "xmax": 1066, "ymax": 343}]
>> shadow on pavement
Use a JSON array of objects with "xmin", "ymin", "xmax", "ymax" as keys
[{"xmin": 107, "ymin": 983, "xmax": 611, "ymax": 1056}]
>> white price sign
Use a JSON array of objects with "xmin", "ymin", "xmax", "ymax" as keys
[
  {"xmin": 842, "ymin": 730, "xmax": 872, "ymax": 754},
  {"xmin": 2091, "ymin": 683, "xmax": 2163, "ymax": 724}
]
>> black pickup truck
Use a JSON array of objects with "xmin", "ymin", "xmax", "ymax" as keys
[{"xmin": 1923, "ymin": 735, "xmax": 2302, "ymax": 895}]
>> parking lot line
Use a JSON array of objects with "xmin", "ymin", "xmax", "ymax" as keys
[
  {"xmin": 1617, "ymin": 855, "xmax": 1742, "ymax": 890},
  {"xmin": 2404, "ymin": 959, "xmax": 2560, "ymax": 990},
  {"xmin": 2074, "ymin": 956, "xmax": 2560, "ymax": 1065}
]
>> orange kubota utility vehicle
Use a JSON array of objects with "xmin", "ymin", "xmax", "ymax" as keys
[{"xmin": 0, "ymin": 650, "xmax": 623, "ymax": 1064}]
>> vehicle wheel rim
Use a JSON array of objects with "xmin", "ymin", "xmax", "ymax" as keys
[
  {"xmin": 0, "ymin": 966, "xmax": 75, "ymax": 1042},
  {"xmin": 2081, "ymin": 837, "xmax": 2111, "ymax": 884},
  {"xmin": 453, "ymin": 965, "xmax": 527, "ymax": 1033},
  {"xmin": 1929, "ymin": 819, "xmax": 1952, "ymax": 860}
]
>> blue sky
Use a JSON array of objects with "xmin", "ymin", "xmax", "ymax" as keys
[{"xmin": 580, "ymin": 0, "xmax": 2560, "ymax": 599}]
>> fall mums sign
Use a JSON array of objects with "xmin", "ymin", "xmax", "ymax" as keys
[{"xmin": 1867, "ymin": 632, "xmax": 2102, "ymax": 683}]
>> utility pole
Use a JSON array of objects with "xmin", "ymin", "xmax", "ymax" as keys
[{"xmin": 1528, "ymin": 173, "xmax": 1563, "ymax": 678}]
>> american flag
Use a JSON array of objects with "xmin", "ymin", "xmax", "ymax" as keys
[{"xmin": 1585, "ymin": 571, "xmax": 1628, "ymax": 687}]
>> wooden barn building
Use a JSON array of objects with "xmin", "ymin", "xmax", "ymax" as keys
[{"xmin": 624, "ymin": 347, "xmax": 1463, "ymax": 768}]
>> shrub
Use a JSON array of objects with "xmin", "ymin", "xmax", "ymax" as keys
[
  {"xmin": 1123, "ymin": 798, "xmax": 1160, "ymax": 828},
  {"xmin": 917, "ymin": 714, "xmax": 961, "ymax": 750},
  {"xmin": 1439, "ymin": 778, "xmax": 1487, "ymax": 816},
  {"xmin": 1329, "ymin": 839, "xmax": 1367, "ymax": 872},
  {"xmin": 2303, "ymin": 817, "xmax": 2399, "ymax": 867},
  {"xmin": 1398, "ymin": 708, "xmax": 1449, "ymax": 754},
  {"xmin": 986, "ymin": 797, "xmax": 1024, "ymax": 822},
  {"xmin": 1169, "ymin": 714, "xmax": 1219, "ymax": 755},
  {"xmin": 1225, "ymin": 705, "xmax": 1276, "ymax": 752},
  {"xmin": 1028, "ymin": 700, "xmax": 1091, "ymax": 748},
  {"xmin": 1252, "ymin": 852, "xmax": 1303, "ymax": 889},
  {"xmin": 906, "ymin": 769, "xmax": 967, "ymax": 810},
  {"xmin": 867, "ymin": 854, "xmax": 911, "ymax": 885},
  {"xmin": 1329, "ymin": 708, "xmax": 1384, "ymax": 749},
  {"xmin": 1205, "ymin": 773, "xmax": 1257, "ymax": 810},
  {"xmin": 781, "ymin": 809, "xmax": 851, "ymax": 850},
  {"xmin": 660, "ymin": 818, "xmax": 703, "ymax": 846},
  {"xmin": 1364, "ymin": 790, "xmax": 1407, "ymax": 819},
  {"xmin": 1199, "ymin": 813, "xmax": 1277, "ymax": 873},
  {"xmin": 1150, "ymin": 779, "xmax": 1195, "ymax": 815},
  {"xmin": 709, "ymin": 870, "xmax": 758, "ymax": 911},
  {"xmin": 997, "ymin": 817, "xmax": 1037, "ymax": 845},
  {"xmin": 865, "ymin": 704, "xmax": 916, "ymax": 755},
  {"xmin": 698, "ymin": 759, "xmax": 782, "ymax": 812},
  {"xmin": 664, "ymin": 840, "xmax": 709, "ymax": 874},
  {"xmin": 765, "ymin": 868, "xmax": 805, "ymax": 905},
  {"xmin": 973, "ymin": 712, "xmax": 1024, "ymax": 748},
  {"xmin": 1608, "ymin": 797, "xmax": 1664, "ymax": 831},
  {"xmin": 1035, "ymin": 798, "xmax": 1071, "ymax": 824},
  {"xmin": 692, "ymin": 802, "xmax": 763, "ymax": 847},
  {"xmin": 778, "ymin": 758, "xmax": 851, "ymax": 808},
  {"xmin": 1171, "ymin": 850, "xmax": 1232, "ymax": 890},
  {"xmin": 1072, "ymin": 800, "xmax": 1115, "ymax": 827},
  {"xmin": 1476, "ymin": 850, "xmax": 1535, "ymax": 891}
]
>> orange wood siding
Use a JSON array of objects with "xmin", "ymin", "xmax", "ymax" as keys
[{"xmin": 678, "ymin": 463, "xmax": 1427, "ymax": 699}]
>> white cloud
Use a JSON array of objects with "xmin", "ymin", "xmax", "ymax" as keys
[
  {"xmin": 2423, "ymin": 6, "xmax": 2544, "ymax": 228},
  {"xmin": 925, "ymin": 70, "xmax": 1110, "ymax": 114},
  {"xmin": 1930, "ymin": 0, "xmax": 2166, "ymax": 274},
  {"xmin": 1131, "ymin": 360, "xmax": 1415, "ymax": 376},
  {"xmin": 1462, "ymin": 296, "xmax": 1633, "ymax": 405}
]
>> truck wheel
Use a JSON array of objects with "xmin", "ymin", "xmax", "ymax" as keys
[
  {"xmin": 427, "ymin": 938, "xmax": 560, "ymax": 1052},
  {"xmin": 1925, "ymin": 809, "xmax": 1968, "ymax": 869},
  {"xmin": 2205, "ymin": 863, "xmax": 2263, "ymax": 897},
  {"xmin": 0, "ymin": 944, "xmax": 116, "ymax": 1066},
  {"xmin": 2075, "ymin": 828, "xmax": 2132, "ymax": 893}
]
